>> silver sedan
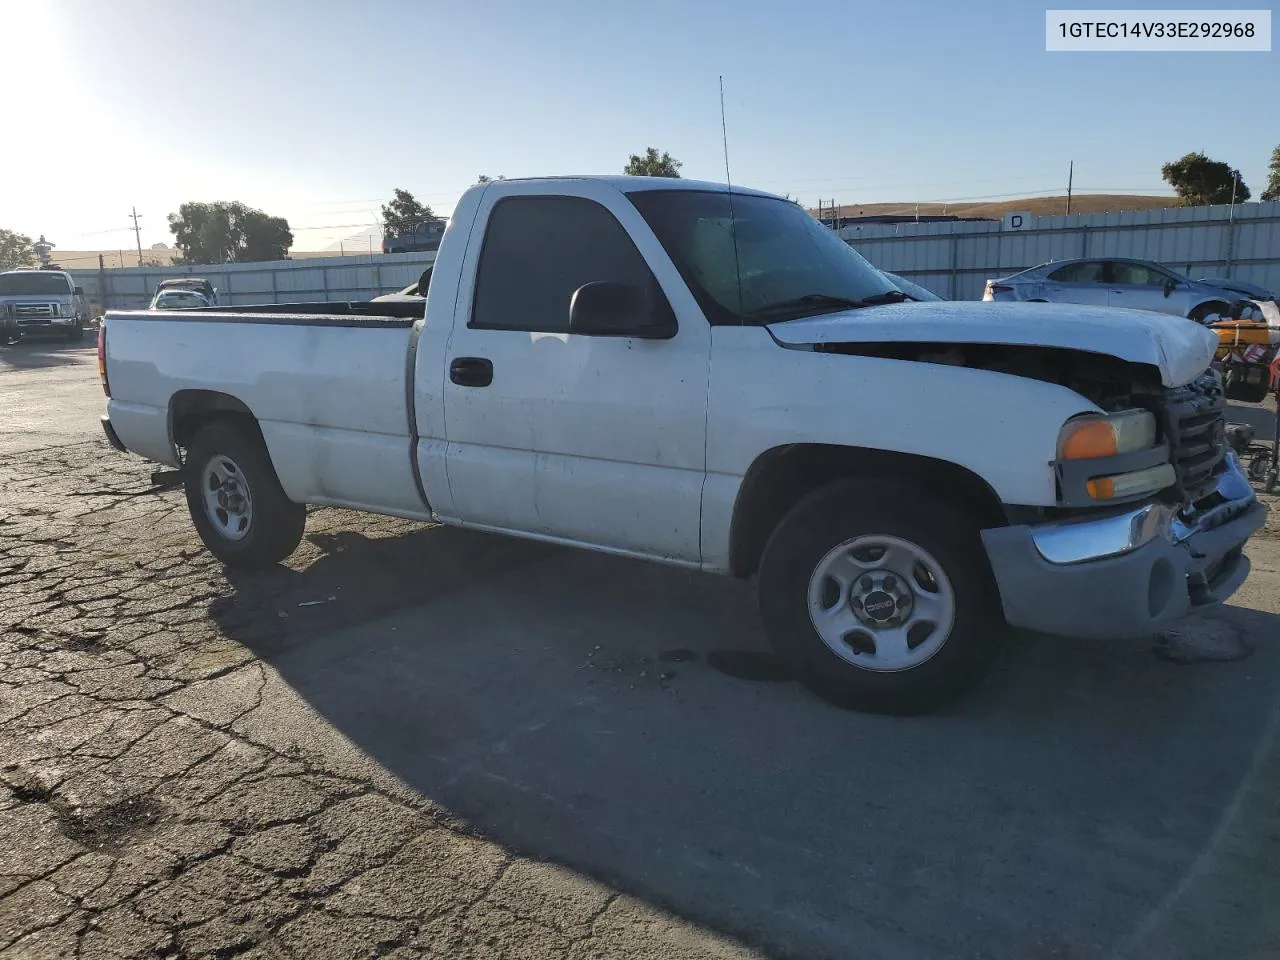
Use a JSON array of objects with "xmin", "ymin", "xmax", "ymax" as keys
[{"xmin": 983, "ymin": 257, "xmax": 1260, "ymax": 323}]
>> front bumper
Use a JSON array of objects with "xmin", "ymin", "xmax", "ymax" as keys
[{"xmin": 982, "ymin": 452, "xmax": 1266, "ymax": 639}]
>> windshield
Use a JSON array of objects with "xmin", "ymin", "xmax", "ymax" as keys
[
  {"xmin": 628, "ymin": 190, "xmax": 898, "ymax": 324},
  {"xmin": 0, "ymin": 273, "xmax": 71, "ymax": 296},
  {"xmin": 156, "ymin": 292, "xmax": 207, "ymax": 308}
]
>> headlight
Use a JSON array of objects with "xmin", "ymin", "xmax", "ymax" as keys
[{"xmin": 1057, "ymin": 409, "xmax": 1157, "ymax": 460}]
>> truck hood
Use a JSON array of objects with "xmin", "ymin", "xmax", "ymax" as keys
[{"xmin": 766, "ymin": 300, "xmax": 1219, "ymax": 388}]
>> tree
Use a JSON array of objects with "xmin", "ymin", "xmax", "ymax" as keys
[
  {"xmin": 477, "ymin": 174, "xmax": 505, "ymax": 183},
  {"xmin": 0, "ymin": 229, "xmax": 35, "ymax": 270},
  {"xmin": 380, "ymin": 188, "xmax": 435, "ymax": 238},
  {"xmin": 1262, "ymin": 144, "xmax": 1280, "ymax": 202},
  {"xmin": 1160, "ymin": 152, "xmax": 1250, "ymax": 206},
  {"xmin": 167, "ymin": 202, "xmax": 293, "ymax": 264},
  {"xmin": 624, "ymin": 148, "xmax": 682, "ymax": 178}
]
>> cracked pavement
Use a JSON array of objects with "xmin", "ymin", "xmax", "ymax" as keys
[{"xmin": 5, "ymin": 341, "xmax": 1280, "ymax": 960}]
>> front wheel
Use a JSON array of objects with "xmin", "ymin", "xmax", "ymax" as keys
[
  {"xmin": 65, "ymin": 318, "xmax": 84, "ymax": 341},
  {"xmin": 757, "ymin": 479, "xmax": 1005, "ymax": 714},
  {"xmin": 183, "ymin": 420, "xmax": 306, "ymax": 568}
]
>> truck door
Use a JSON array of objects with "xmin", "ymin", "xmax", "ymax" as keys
[{"xmin": 439, "ymin": 181, "xmax": 710, "ymax": 563}]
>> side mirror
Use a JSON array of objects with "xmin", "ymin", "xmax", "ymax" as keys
[
  {"xmin": 417, "ymin": 266, "xmax": 433, "ymax": 295},
  {"xmin": 74, "ymin": 286, "xmax": 84, "ymax": 295},
  {"xmin": 1163, "ymin": 278, "xmax": 1178, "ymax": 297},
  {"xmin": 569, "ymin": 281, "xmax": 675, "ymax": 339}
]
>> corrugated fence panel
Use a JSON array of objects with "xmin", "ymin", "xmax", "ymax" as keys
[
  {"xmin": 70, "ymin": 251, "xmax": 436, "ymax": 311},
  {"xmin": 73, "ymin": 204, "xmax": 1279, "ymax": 309},
  {"xmin": 841, "ymin": 201, "xmax": 1280, "ymax": 299}
]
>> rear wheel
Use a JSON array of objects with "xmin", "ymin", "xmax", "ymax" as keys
[
  {"xmin": 184, "ymin": 420, "xmax": 305, "ymax": 568},
  {"xmin": 757, "ymin": 479, "xmax": 1005, "ymax": 714}
]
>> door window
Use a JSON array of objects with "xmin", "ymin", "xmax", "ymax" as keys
[
  {"xmin": 470, "ymin": 196, "xmax": 669, "ymax": 333},
  {"xmin": 1047, "ymin": 261, "xmax": 1106, "ymax": 284}
]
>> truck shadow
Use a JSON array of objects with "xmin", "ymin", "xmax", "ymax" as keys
[
  {"xmin": 212, "ymin": 523, "xmax": 1280, "ymax": 960},
  {"xmin": 0, "ymin": 337, "xmax": 97, "ymax": 371}
]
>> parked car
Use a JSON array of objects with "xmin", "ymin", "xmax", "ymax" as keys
[
  {"xmin": 98, "ymin": 175, "xmax": 1263, "ymax": 715},
  {"xmin": 155, "ymin": 278, "xmax": 218, "ymax": 306},
  {"xmin": 371, "ymin": 266, "xmax": 433, "ymax": 303},
  {"xmin": 149, "ymin": 289, "xmax": 212, "ymax": 311},
  {"xmin": 882, "ymin": 271, "xmax": 944, "ymax": 301},
  {"xmin": 983, "ymin": 258, "xmax": 1260, "ymax": 324},
  {"xmin": 382, "ymin": 219, "xmax": 447, "ymax": 255},
  {"xmin": 0, "ymin": 268, "xmax": 90, "ymax": 341}
]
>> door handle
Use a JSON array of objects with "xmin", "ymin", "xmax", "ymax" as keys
[{"xmin": 449, "ymin": 356, "xmax": 493, "ymax": 387}]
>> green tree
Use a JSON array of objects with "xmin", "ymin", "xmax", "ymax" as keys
[
  {"xmin": 1160, "ymin": 152, "xmax": 1250, "ymax": 206},
  {"xmin": 0, "ymin": 229, "xmax": 35, "ymax": 270},
  {"xmin": 477, "ymin": 174, "xmax": 505, "ymax": 183},
  {"xmin": 380, "ymin": 188, "xmax": 435, "ymax": 238},
  {"xmin": 167, "ymin": 202, "xmax": 293, "ymax": 264},
  {"xmin": 624, "ymin": 148, "xmax": 682, "ymax": 178},
  {"xmin": 1261, "ymin": 144, "xmax": 1280, "ymax": 202}
]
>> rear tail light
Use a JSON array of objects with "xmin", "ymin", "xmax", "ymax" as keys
[{"xmin": 97, "ymin": 323, "xmax": 110, "ymax": 397}]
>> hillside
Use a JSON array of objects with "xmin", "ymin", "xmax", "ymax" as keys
[{"xmin": 815, "ymin": 194, "xmax": 1179, "ymax": 221}]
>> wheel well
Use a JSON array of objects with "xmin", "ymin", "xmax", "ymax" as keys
[
  {"xmin": 1190, "ymin": 300, "xmax": 1229, "ymax": 318},
  {"xmin": 169, "ymin": 390, "xmax": 259, "ymax": 452},
  {"xmin": 728, "ymin": 444, "xmax": 1007, "ymax": 579}
]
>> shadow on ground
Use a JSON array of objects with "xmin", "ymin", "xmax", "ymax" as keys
[
  {"xmin": 211, "ymin": 524, "xmax": 1280, "ymax": 960},
  {"xmin": 0, "ymin": 335, "xmax": 97, "ymax": 371}
]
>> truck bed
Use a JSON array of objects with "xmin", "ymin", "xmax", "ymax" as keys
[{"xmin": 102, "ymin": 302, "xmax": 431, "ymax": 518}]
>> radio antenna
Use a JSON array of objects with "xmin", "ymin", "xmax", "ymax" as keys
[{"xmin": 720, "ymin": 75, "xmax": 744, "ymax": 317}]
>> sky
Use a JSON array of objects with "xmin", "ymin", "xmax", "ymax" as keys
[{"xmin": 1, "ymin": 0, "xmax": 1276, "ymax": 260}]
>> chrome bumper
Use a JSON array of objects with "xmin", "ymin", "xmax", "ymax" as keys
[{"xmin": 981, "ymin": 453, "xmax": 1266, "ymax": 639}]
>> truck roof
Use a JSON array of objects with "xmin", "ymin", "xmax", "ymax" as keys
[{"xmin": 482, "ymin": 176, "xmax": 779, "ymax": 200}]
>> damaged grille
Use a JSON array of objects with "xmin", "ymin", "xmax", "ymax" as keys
[{"xmin": 1161, "ymin": 370, "xmax": 1227, "ymax": 504}]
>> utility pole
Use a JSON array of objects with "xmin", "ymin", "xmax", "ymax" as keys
[
  {"xmin": 129, "ymin": 207, "xmax": 144, "ymax": 266},
  {"xmin": 1066, "ymin": 161, "xmax": 1074, "ymax": 215}
]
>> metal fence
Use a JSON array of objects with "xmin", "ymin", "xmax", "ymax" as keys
[
  {"xmin": 68, "ymin": 200, "xmax": 1280, "ymax": 311},
  {"xmin": 69, "ymin": 251, "xmax": 436, "ymax": 312},
  {"xmin": 839, "ymin": 200, "xmax": 1280, "ymax": 301}
]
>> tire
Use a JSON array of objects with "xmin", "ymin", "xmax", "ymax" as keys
[
  {"xmin": 183, "ymin": 419, "xmax": 305, "ymax": 568},
  {"xmin": 757, "ymin": 478, "xmax": 1004, "ymax": 715},
  {"xmin": 66, "ymin": 318, "xmax": 84, "ymax": 341},
  {"xmin": 1189, "ymin": 302, "xmax": 1229, "ymax": 325}
]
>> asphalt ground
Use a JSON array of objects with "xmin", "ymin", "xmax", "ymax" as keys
[{"xmin": 3, "ymin": 338, "xmax": 1280, "ymax": 960}]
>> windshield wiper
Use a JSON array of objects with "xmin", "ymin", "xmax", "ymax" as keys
[{"xmin": 746, "ymin": 289, "xmax": 913, "ymax": 319}]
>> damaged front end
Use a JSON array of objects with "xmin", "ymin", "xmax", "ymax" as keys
[{"xmin": 804, "ymin": 334, "xmax": 1264, "ymax": 638}]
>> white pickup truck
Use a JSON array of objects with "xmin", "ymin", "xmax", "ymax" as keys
[{"xmin": 98, "ymin": 176, "xmax": 1266, "ymax": 714}]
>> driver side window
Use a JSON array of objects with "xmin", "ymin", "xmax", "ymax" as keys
[
  {"xmin": 470, "ymin": 195, "xmax": 670, "ymax": 334},
  {"xmin": 1111, "ymin": 262, "xmax": 1166, "ymax": 287}
]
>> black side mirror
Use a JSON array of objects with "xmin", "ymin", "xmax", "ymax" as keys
[
  {"xmin": 418, "ymin": 267, "xmax": 433, "ymax": 296},
  {"xmin": 1163, "ymin": 278, "xmax": 1178, "ymax": 297},
  {"xmin": 569, "ymin": 281, "xmax": 675, "ymax": 339},
  {"xmin": 74, "ymin": 286, "xmax": 84, "ymax": 295}
]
